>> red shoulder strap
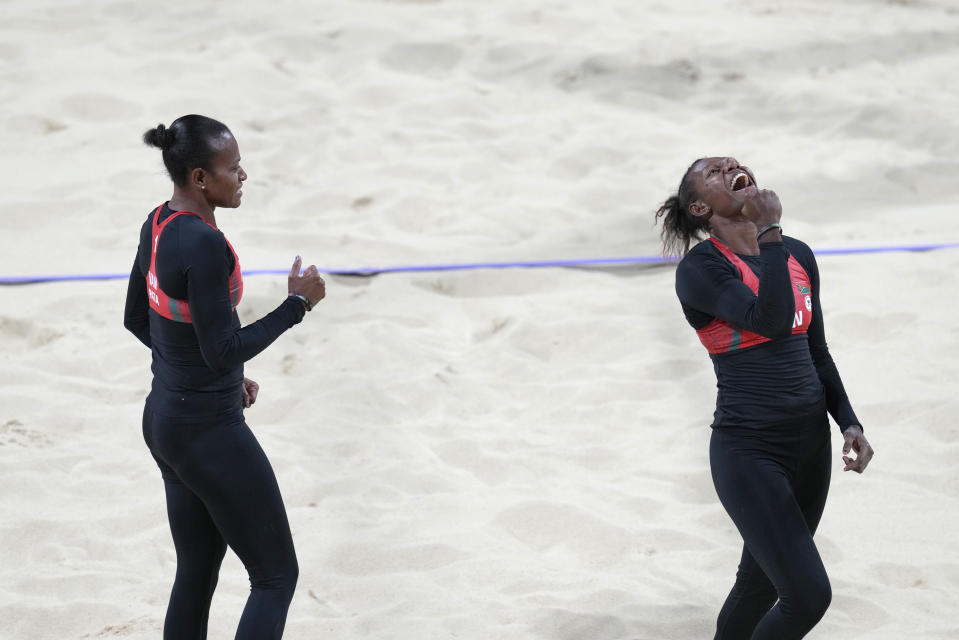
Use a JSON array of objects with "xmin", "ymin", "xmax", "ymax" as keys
[
  {"xmin": 147, "ymin": 205, "xmax": 196, "ymax": 322},
  {"xmin": 707, "ymin": 237, "xmax": 760, "ymax": 293},
  {"xmin": 146, "ymin": 204, "xmax": 243, "ymax": 323}
]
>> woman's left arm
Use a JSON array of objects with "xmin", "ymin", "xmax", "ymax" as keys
[
  {"xmin": 123, "ymin": 257, "xmax": 151, "ymax": 348},
  {"xmin": 800, "ymin": 240, "xmax": 874, "ymax": 472},
  {"xmin": 186, "ymin": 230, "xmax": 306, "ymax": 374}
]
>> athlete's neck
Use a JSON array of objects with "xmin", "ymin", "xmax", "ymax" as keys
[
  {"xmin": 709, "ymin": 216, "xmax": 759, "ymax": 256},
  {"xmin": 168, "ymin": 188, "xmax": 217, "ymax": 228}
]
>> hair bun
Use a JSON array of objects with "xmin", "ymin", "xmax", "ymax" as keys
[{"xmin": 142, "ymin": 123, "xmax": 174, "ymax": 150}]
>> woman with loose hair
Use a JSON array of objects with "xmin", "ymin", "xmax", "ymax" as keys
[
  {"xmin": 123, "ymin": 114, "xmax": 326, "ymax": 639},
  {"xmin": 656, "ymin": 157, "xmax": 874, "ymax": 639}
]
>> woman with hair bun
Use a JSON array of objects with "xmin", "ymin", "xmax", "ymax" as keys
[
  {"xmin": 656, "ymin": 157, "xmax": 874, "ymax": 639},
  {"xmin": 124, "ymin": 114, "xmax": 326, "ymax": 639}
]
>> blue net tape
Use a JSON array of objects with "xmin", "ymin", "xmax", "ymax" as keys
[{"xmin": 2, "ymin": 242, "xmax": 958, "ymax": 285}]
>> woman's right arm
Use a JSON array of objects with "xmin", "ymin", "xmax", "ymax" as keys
[
  {"xmin": 185, "ymin": 230, "xmax": 309, "ymax": 374},
  {"xmin": 675, "ymin": 243, "xmax": 795, "ymax": 337},
  {"xmin": 123, "ymin": 257, "xmax": 152, "ymax": 348}
]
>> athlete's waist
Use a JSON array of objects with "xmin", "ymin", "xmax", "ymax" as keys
[
  {"xmin": 148, "ymin": 382, "xmax": 244, "ymax": 417},
  {"xmin": 711, "ymin": 394, "xmax": 827, "ymax": 431}
]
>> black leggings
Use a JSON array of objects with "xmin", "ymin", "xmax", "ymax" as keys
[
  {"xmin": 143, "ymin": 404, "xmax": 298, "ymax": 640},
  {"xmin": 710, "ymin": 410, "xmax": 832, "ymax": 640}
]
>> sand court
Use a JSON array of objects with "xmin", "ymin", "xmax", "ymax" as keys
[{"xmin": 2, "ymin": 0, "xmax": 959, "ymax": 638}]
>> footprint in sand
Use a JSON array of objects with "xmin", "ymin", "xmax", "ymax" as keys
[
  {"xmin": 868, "ymin": 561, "xmax": 927, "ymax": 589},
  {"xmin": 548, "ymin": 147, "xmax": 631, "ymax": 181},
  {"xmin": 471, "ymin": 317, "xmax": 512, "ymax": 343},
  {"xmin": 533, "ymin": 610, "xmax": 628, "ymax": 640},
  {"xmin": 636, "ymin": 527, "xmax": 715, "ymax": 556},
  {"xmin": 917, "ymin": 402, "xmax": 959, "ymax": 444},
  {"xmin": 830, "ymin": 593, "xmax": 890, "ymax": 630},
  {"xmin": 381, "ymin": 42, "xmax": 463, "ymax": 77},
  {"xmin": 413, "ymin": 277, "xmax": 457, "ymax": 297},
  {"xmin": 259, "ymin": 33, "xmax": 338, "ymax": 66},
  {"xmin": 641, "ymin": 358, "xmax": 701, "ymax": 382},
  {"xmin": 495, "ymin": 501, "xmax": 633, "ymax": 566},
  {"xmin": 0, "ymin": 316, "xmax": 63, "ymax": 348},
  {"xmin": 432, "ymin": 438, "xmax": 513, "ymax": 484},
  {"xmin": 3, "ymin": 113, "xmax": 68, "ymax": 135},
  {"xmin": 60, "ymin": 93, "xmax": 140, "ymax": 122},
  {"xmin": 506, "ymin": 323, "xmax": 561, "ymax": 362},
  {"xmin": 414, "ymin": 272, "xmax": 548, "ymax": 300},
  {"xmin": 0, "ymin": 419, "xmax": 53, "ymax": 448},
  {"xmin": 535, "ymin": 603, "xmax": 715, "ymax": 640},
  {"xmin": 0, "ymin": 317, "xmax": 64, "ymax": 347},
  {"xmin": 83, "ymin": 616, "xmax": 158, "ymax": 637},
  {"xmin": 555, "ymin": 56, "xmax": 701, "ymax": 99},
  {"xmin": 619, "ymin": 495, "xmax": 667, "ymax": 520},
  {"xmin": 668, "ymin": 472, "xmax": 716, "ymax": 506},
  {"xmin": 325, "ymin": 542, "xmax": 464, "ymax": 576}
]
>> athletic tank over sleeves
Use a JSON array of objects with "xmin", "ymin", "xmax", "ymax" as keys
[
  {"xmin": 696, "ymin": 238, "xmax": 812, "ymax": 353},
  {"xmin": 147, "ymin": 204, "xmax": 244, "ymax": 323},
  {"xmin": 675, "ymin": 236, "xmax": 861, "ymax": 431},
  {"xmin": 124, "ymin": 202, "xmax": 306, "ymax": 418}
]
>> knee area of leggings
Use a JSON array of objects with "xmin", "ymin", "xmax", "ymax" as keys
[
  {"xmin": 285, "ymin": 558, "xmax": 300, "ymax": 589},
  {"xmin": 813, "ymin": 577, "xmax": 832, "ymax": 612},
  {"xmin": 250, "ymin": 559, "xmax": 298, "ymax": 593},
  {"xmin": 790, "ymin": 575, "xmax": 832, "ymax": 620},
  {"xmin": 280, "ymin": 551, "xmax": 299, "ymax": 583}
]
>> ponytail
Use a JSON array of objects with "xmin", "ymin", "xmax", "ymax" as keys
[{"xmin": 654, "ymin": 159, "xmax": 710, "ymax": 257}]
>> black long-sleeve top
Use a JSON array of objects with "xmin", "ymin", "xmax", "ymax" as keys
[
  {"xmin": 675, "ymin": 236, "xmax": 861, "ymax": 432},
  {"xmin": 124, "ymin": 203, "xmax": 305, "ymax": 417}
]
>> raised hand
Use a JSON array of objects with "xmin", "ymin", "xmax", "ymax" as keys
[
  {"xmin": 741, "ymin": 188, "xmax": 782, "ymax": 228},
  {"xmin": 288, "ymin": 255, "xmax": 326, "ymax": 311}
]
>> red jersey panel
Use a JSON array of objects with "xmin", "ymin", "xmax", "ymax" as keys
[
  {"xmin": 146, "ymin": 204, "xmax": 243, "ymax": 323},
  {"xmin": 696, "ymin": 237, "xmax": 812, "ymax": 354}
]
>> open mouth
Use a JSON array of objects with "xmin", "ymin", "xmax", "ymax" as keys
[{"xmin": 730, "ymin": 171, "xmax": 751, "ymax": 191}]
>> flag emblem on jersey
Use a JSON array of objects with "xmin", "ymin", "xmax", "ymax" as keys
[{"xmin": 796, "ymin": 283, "xmax": 810, "ymax": 295}]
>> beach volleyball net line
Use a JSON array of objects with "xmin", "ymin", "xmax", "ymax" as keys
[{"xmin": 2, "ymin": 241, "xmax": 958, "ymax": 285}]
